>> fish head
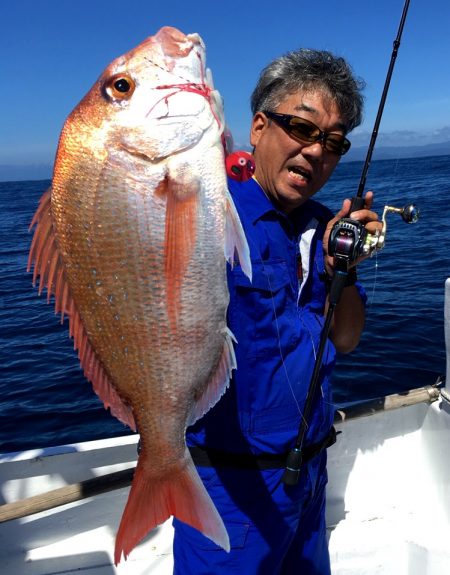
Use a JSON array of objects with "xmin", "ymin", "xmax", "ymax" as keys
[{"xmin": 61, "ymin": 26, "xmax": 225, "ymax": 167}]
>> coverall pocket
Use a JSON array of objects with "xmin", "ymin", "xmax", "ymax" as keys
[
  {"xmin": 174, "ymin": 518, "xmax": 251, "ymax": 550},
  {"xmin": 229, "ymin": 262, "xmax": 296, "ymax": 356}
]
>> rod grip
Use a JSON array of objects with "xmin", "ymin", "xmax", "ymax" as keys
[
  {"xmin": 329, "ymin": 270, "xmax": 348, "ymax": 306},
  {"xmin": 281, "ymin": 448, "xmax": 303, "ymax": 485},
  {"xmin": 350, "ymin": 196, "xmax": 365, "ymax": 212}
]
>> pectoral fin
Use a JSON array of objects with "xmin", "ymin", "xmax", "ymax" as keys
[
  {"xmin": 225, "ymin": 192, "xmax": 252, "ymax": 281},
  {"xmin": 189, "ymin": 328, "xmax": 237, "ymax": 425},
  {"xmin": 162, "ymin": 177, "xmax": 199, "ymax": 331}
]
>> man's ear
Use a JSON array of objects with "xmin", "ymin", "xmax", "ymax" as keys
[{"xmin": 250, "ymin": 112, "xmax": 268, "ymax": 148}]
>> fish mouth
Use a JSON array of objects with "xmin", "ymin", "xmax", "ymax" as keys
[
  {"xmin": 122, "ymin": 146, "xmax": 156, "ymax": 163},
  {"xmin": 120, "ymin": 142, "xmax": 195, "ymax": 164},
  {"xmin": 121, "ymin": 146, "xmax": 167, "ymax": 164}
]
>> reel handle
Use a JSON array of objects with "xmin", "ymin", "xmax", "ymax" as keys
[
  {"xmin": 359, "ymin": 203, "xmax": 420, "ymax": 255},
  {"xmin": 374, "ymin": 203, "xmax": 419, "ymax": 251}
]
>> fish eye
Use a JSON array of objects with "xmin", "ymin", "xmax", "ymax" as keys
[
  {"xmin": 105, "ymin": 74, "xmax": 136, "ymax": 101},
  {"xmin": 114, "ymin": 78, "xmax": 131, "ymax": 93}
]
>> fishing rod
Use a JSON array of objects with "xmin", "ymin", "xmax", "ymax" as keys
[
  {"xmin": 352, "ymin": 0, "xmax": 411, "ymax": 211},
  {"xmin": 282, "ymin": 0, "xmax": 418, "ymax": 486}
]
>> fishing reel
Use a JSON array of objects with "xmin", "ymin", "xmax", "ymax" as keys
[{"xmin": 329, "ymin": 202, "xmax": 420, "ymax": 268}]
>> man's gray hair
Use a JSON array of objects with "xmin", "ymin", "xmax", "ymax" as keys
[{"xmin": 250, "ymin": 49, "xmax": 365, "ymax": 133}]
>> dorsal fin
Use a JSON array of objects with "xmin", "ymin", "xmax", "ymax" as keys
[{"xmin": 28, "ymin": 190, "xmax": 136, "ymax": 431}]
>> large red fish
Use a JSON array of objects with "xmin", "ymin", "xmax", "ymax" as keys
[{"xmin": 28, "ymin": 26, "xmax": 251, "ymax": 564}]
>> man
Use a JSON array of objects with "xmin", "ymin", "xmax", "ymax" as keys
[{"xmin": 173, "ymin": 48, "xmax": 381, "ymax": 574}]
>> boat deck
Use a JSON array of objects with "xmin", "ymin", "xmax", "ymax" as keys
[{"xmin": 0, "ymin": 434, "xmax": 174, "ymax": 574}]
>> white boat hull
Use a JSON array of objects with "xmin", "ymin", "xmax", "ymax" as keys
[
  {"xmin": 328, "ymin": 396, "xmax": 450, "ymax": 575},
  {"xmin": 1, "ymin": 390, "xmax": 449, "ymax": 574}
]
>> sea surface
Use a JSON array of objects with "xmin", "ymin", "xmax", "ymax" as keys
[{"xmin": 0, "ymin": 155, "xmax": 448, "ymax": 453}]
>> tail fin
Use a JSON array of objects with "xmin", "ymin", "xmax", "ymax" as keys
[{"xmin": 114, "ymin": 451, "xmax": 230, "ymax": 564}]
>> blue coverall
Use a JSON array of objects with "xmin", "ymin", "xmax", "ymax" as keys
[{"xmin": 173, "ymin": 177, "xmax": 363, "ymax": 574}]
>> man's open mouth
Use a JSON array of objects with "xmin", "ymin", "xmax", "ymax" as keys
[{"xmin": 288, "ymin": 166, "xmax": 311, "ymax": 182}]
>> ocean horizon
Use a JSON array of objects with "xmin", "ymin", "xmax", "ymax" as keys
[{"xmin": 2, "ymin": 140, "xmax": 450, "ymax": 183}]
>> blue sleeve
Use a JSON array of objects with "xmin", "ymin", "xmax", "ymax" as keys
[{"xmin": 354, "ymin": 281, "xmax": 367, "ymax": 306}]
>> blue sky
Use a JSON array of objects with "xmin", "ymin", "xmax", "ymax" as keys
[{"xmin": 3, "ymin": 0, "xmax": 450, "ymax": 170}]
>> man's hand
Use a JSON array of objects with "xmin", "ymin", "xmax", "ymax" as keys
[{"xmin": 323, "ymin": 191, "xmax": 382, "ymax": 277}]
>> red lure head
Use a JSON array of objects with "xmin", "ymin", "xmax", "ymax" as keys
[{"xmin": 225, "ymin": 151, "xmax": 255, "ymax": 181}]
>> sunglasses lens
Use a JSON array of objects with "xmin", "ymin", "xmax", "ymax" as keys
[
  {"xmin": 325, "ymin": 134, "xmax": 350, "ymax": 155},
  {"xmin": 289, "ymin": 118, "xmax": 320, "ymax": 142},
  {"xmin": 265, "ymin": 111, "xmax": 351, "ymax": 155}
]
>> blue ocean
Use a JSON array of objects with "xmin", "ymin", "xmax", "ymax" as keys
[{"xmin": 1, "ymin": 155, "xmax": 448, "ymax": 453}]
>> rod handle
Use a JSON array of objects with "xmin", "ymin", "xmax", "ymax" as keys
[
  {"xmin": 281, "ymin": 448, "xmax": 303, "ymax": 485},
  {"xmin": 350, "ymin": 196, "xmax": 365, "ymax": 212},
  {"xmin": 329, "ymin": 271, "xmax": 349, "ymax": 306}
]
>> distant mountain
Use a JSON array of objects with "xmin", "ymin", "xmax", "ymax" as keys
[
  {"xmin": 0, "ymin": 164, "xmax": 52, "ymax": 183},
  {"xmin": 1, "ymin": 141, "xmax": 449, "ymax": 182},
  {"xmin": 343, "ymin": 140, "xmax": 450, "ymax": 162}
]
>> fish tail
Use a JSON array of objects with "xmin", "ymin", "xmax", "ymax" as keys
[{"xmin": 114, "ymin": 451, "xmax": 230, "ymax": 564}]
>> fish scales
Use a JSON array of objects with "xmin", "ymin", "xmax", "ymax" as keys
[{"xmin": 27, "ymin": 26, "xmax": 251, "ymax": 564}]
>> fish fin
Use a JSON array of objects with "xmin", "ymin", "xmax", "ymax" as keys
[
  {"xmin": 225, "ymin": 192, "xmax": 252, "ymax": 281},
  {"xmin": 189, "ymin": 328, "xmax": 237, "ymax": 425},
  {"xmin": 28, "ymin": 189, "xmax": 136, "ymax": 431},
  {"xmin": 114, "ymin": 450, "xmax": 230, "ymax": 564},
  {"xmin": 163, "ymin": 178, "xmax": 198, "ymax": 330}
]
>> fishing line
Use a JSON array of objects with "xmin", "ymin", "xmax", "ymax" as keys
[
  {"xmin": 248, "ymin": 175, "xmax": 319, "ymax": 421},
  {"xmin": 263, "ymin": 272, "xmax": 306, "ymax": 421},
  {"xmin": 363, "ymin": 153, "xmax": 401, "ymax": 315},
  {"xmin": 144, "ymin": 50, "xmax": 224, "ymax": 129}
]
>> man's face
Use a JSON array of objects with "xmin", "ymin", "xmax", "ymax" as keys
[{"xmin": 250, "ymin": 90, "xmax": 346, "ymax": 213}]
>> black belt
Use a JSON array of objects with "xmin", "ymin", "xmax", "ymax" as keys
[{"xmin": 189, "ymin": 426, "xmax": 339, "ymax": 471}]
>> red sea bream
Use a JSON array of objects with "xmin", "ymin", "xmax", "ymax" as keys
[{"xmin": 27, "ymin": 26, "xmax": 251, "ymax": 563}]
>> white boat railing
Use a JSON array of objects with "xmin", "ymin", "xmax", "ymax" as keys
[{"xmin": 442, "ymin": 278, "xmax": 450, "ymax": 402}]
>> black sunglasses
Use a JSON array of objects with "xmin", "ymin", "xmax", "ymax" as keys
[{"xmin": 263, "ymin": 110, "xmax": 351, "ymax": 156}]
